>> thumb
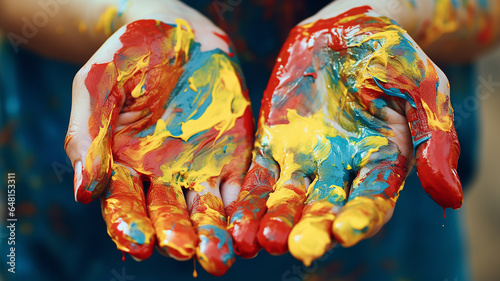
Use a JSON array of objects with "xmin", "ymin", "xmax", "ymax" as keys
[
  {"xmin": 65, "ymin": 29, "xmax": 127, "ymax": 204},
  {"xmin": 405, "ymin": 60, "xmax": 462, "ymax": 210}
]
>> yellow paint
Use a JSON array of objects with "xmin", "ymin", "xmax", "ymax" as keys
[
  {"xmin": 305, "ymin": 176, "xmax": 318, "ymax": 197},
  {"xmin": 85, "ymin": 106, "xmax": 115, "ymax": 176},
  {"xmin": 122, "ymin": 26, "xmax": 248, "ymax": 192},
  {"xmin": 266, "ymin": 187, "xmax": 300, "ymax": 209},
  {"xmin": 301, "ymin": 22, "xmax": 316, "ymax": 29},
  {"xmin": 422, "ymin": 99, "xmax": 452, "ymax": 132},
  {"xmin": 257, "ymin": 109, "xmax": 334, "ymax": 189},
  {"xmin": 181, "ymin": 54, "xmax": 250, "ymax": 141},
  {"xmin": 288, "ymin": 201, "xmax": 335, "ymax": 266},
  {"xmin": 332, "ymin": 196, "xmax": 395, "ymax": 247},
  {"xmin": 188, "ymin": 77, "xmax": 198, "ymax": 92},
  {"xmin": 419, "ymin": 0, "xmax": 459, "ymax": 48},
  {"xmin": 264, "ymin": 16, "xmax": 424, "ymax": 265},
  {"xmin": 96, "ymin": 6, "xmax": 118, "ymax": 36},
  {"xmin": 339, "ymin": 13, "xmax": 365, "ymax": 24},
  {"xmin": 103, "ymin": 165, "xmax": 155, "ymax": 251},
  {"xmin": 156, "ymin": 135, "xmax": 234, "ymax": 192},
  {"xmin": 190, "ymin": 199, "xmax": 225, "ymax": 226},
  {"xmin": 174, "ymin": 19, "xmax": 194, "ymax": 59},
  {"xmin": 306, "ymin": 182, "xmax": 347, "ymax": 204},
  {"xmin": 330, "ymin": 185, "xmax": 347, "ymax": 202},
  {"xmin": 116, "ymin": 54, "xmax": 150, "ymax": 84},
  {"xmin": 130, "ymin": 61, "xmax": 149, "ymax": 98},
  {"xmin": 358, "ymin": 136, "xmax": 389, "ymax": 167},
  {"xmin": 78, "ymin": 21, "xmax": 87, "ymax": 33},
  {"xmin": 193, "ymin": 259, "xmax": 198, "ymax": 278}
]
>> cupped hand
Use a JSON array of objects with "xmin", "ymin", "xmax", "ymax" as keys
[
  {"xmin": 64, "ymin": 9, "xmax": 253, "ymax": 276},
  {"xmin": 228, "ymin": 6, "xmax": 462, "ymax": 266}
]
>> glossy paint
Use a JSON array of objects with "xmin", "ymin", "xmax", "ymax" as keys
[
  {"xmin": 70, "ymin": 19, "xmax": 253, "ymax": 275},
  {"xmin": 229, "ymin": 6, "xmax": 462, "ymax": 266}
]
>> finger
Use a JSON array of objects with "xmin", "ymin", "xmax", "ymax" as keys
[
  {"xmin": 65, "ymin": 28, "xmax": 128, "ymax": 203},
  {"xmin": 101, "ymin": 164, "xmax": 155, "ymax": 260},
  {"xmin": 404, "ymin": 62, "xmax": 462, "ymax": 209},
  {"xmin": 146, "ymin": 177, "xmax": 197, "ymax": 261},
  {"xmin": 288, "ymin": 156, "xmax": 350, "ymax": 266},
  {"xmin": 220, "ymin": 108, "xmax": 255, "ymax": 215},
  {"xmin": 257, "ymin": 171, "xmax": 307, "ymax": 255},
  {"xmin": 228, "ymin": 154, "xmax": 279, "ymax": 258},
  {"xmin": 372, "ymin": 36, "xmax": 462, "ymax": 209},
  {"xmin": 332, "ymin": 149, "xmax": 408, "ymax": 247},
  {"xmin": 186, "ymin": 185, "xmax": 235, "ymax": 276}
]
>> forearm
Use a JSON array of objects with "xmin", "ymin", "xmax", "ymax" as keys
[
  {"xmin": 0, "ymin": 0, "xmax": 222, "ymax": 64},
  {"xmin": 0, "ymin": 0, "xmax": 126, "ymax": 62},
  {"xmin": 309, "ymin": 0, "xmax": 500, "ymax": 62}
]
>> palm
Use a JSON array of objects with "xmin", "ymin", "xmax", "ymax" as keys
[
  {"xmin": 229, "ymin": 7, "xmax": 462, "ymax": 266},
  {"xmin": 81, "ymin": 20, "xmax": 253, "ymax": 275}
]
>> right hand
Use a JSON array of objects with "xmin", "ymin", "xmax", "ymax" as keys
[
  {"xmin": 228, "ymin": 6, "xmax": 462, "ymax": 265},
  {"xmin": 64, "ymin": 2, "xmax": 254, "ymax": 276}
]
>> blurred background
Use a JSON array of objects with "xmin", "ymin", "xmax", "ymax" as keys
[{"xmin": 464, "ymin": 46, "xmax": 500, "ymax": 281}]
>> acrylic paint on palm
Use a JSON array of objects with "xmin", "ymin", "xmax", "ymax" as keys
[
  {"xmin": 65, "ymin": 19, "xmax": 254, "ymax": 276},
  {"xmin": 229, "ymin": 6, "xmax": 462, "ymax": 267}
]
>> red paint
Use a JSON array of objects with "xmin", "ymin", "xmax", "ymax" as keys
[
  {"xmin": 121, "ymin": 250, "xmax": 126, "ymax": 262},
  {"xmin": 147, "ymin": 177, "xmax": 197, "ymax": 261},
  {"xmin": 190, "ymin": 193, "xmax": 234, "ymax": 276},
  {"xmin": 84, "ymin": 19, "xmax": 253, "ymax": 275},
  {"xmin": 101, "ymin": 167, "xmax": 155, "ymax": 261},
  {"xmin": 229, "ymin": 162, "xmax": 276, "ymax": 258},
  {"xmin": 477, "ymin": 15, "xmax": 494, "ymax": 44},
  {"xmin": 232, "ymin": 6, "xmax": 462, "ymax": 261},
  {"xmin": 304, "ymin": 72, "xmax": 317, "ymax": 79},
  {"xmin": 213, "ymin": 32, "xmax": 234, "ymax": 57},
  {"xmin": 257, "ymin": 180, "xmax": 306, "ymax": 255},
  {"xmin": 259, "ymin": 7, "xmax": 462, "ymax": 209},
  {"xmin": 401, "ymin": 63, "xmax": 462, "ymax": 209}
]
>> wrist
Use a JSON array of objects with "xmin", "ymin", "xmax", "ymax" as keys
[
  {"xmin": 120, "ymin": 0, "xmax": 231, "ymax": 55},
  {"xmin": 301, "ymin": 0, "xmax": 425, "ymax": 41}
]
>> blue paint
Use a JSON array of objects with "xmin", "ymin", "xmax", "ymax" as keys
[
  {"xmin": 373, "ymin": 77, "xmax": 416, "ymax": 108},
  {"xmin": 229, "ymin": 210, "xmax": 244, "ymax": 224},
  {"xmin": 129, "ymin": 222, "xmax": 146, "ymax": 244},
  {"xmin": 353, "ymin": 225, "xmax": 370, "ymax": 235},
  {"xmin": 198, "ymin": 225, "xmax": 235, "ymax": 265},
  {"xmin": 413, "ymin": 134, "xmax": 431, "ymax": 150},
  {"xmin": 87, "ymin": 180, "xmax": 98, "ymax": 192}
]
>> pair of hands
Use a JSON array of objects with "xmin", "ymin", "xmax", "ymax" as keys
[{"xmin": 64, "ymin": 2, "xmax": 462, "ymax": 276}]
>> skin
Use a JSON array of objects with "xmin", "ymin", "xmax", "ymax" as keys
[
  {"xmin": 59, "ymin": 2, "xmax": 253, "ymax": 276},
  {"xmin": 1, "ymin": 0, "xmax": 499, "ymax": 277},
  {"xmin": 68, "ymin": 19, "xmax": 253, "ymax": 275},
  {"xmin": 228, "ymin": 6, "xmax": 462, "ymax": 266},
  {"xmin": 3, "ymin": 0, "xmax": 253, "ymax": 276},
  {"xmin": 315, "ymin": 0, "xmax": 500, "ymax": 63}
]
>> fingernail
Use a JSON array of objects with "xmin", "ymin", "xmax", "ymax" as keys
[
  {"xmin": 131, "ymin": 256, "xmax": 143, "ymax": 262},
  {"xmin": 196, "ymin": 225, "xmax": 235, "ymax": 276},
  {"xmin": 74, "ymin": 161, "xmax": 83, "ymax": 202}
]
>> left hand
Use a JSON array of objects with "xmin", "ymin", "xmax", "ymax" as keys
[
  {"xmin": 228, "ymin": 6, "xmax": 462, "ymax": 265},
  {"xmin": 64, "ymin": 7, "xmax": 254, "ymax": 275}
]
